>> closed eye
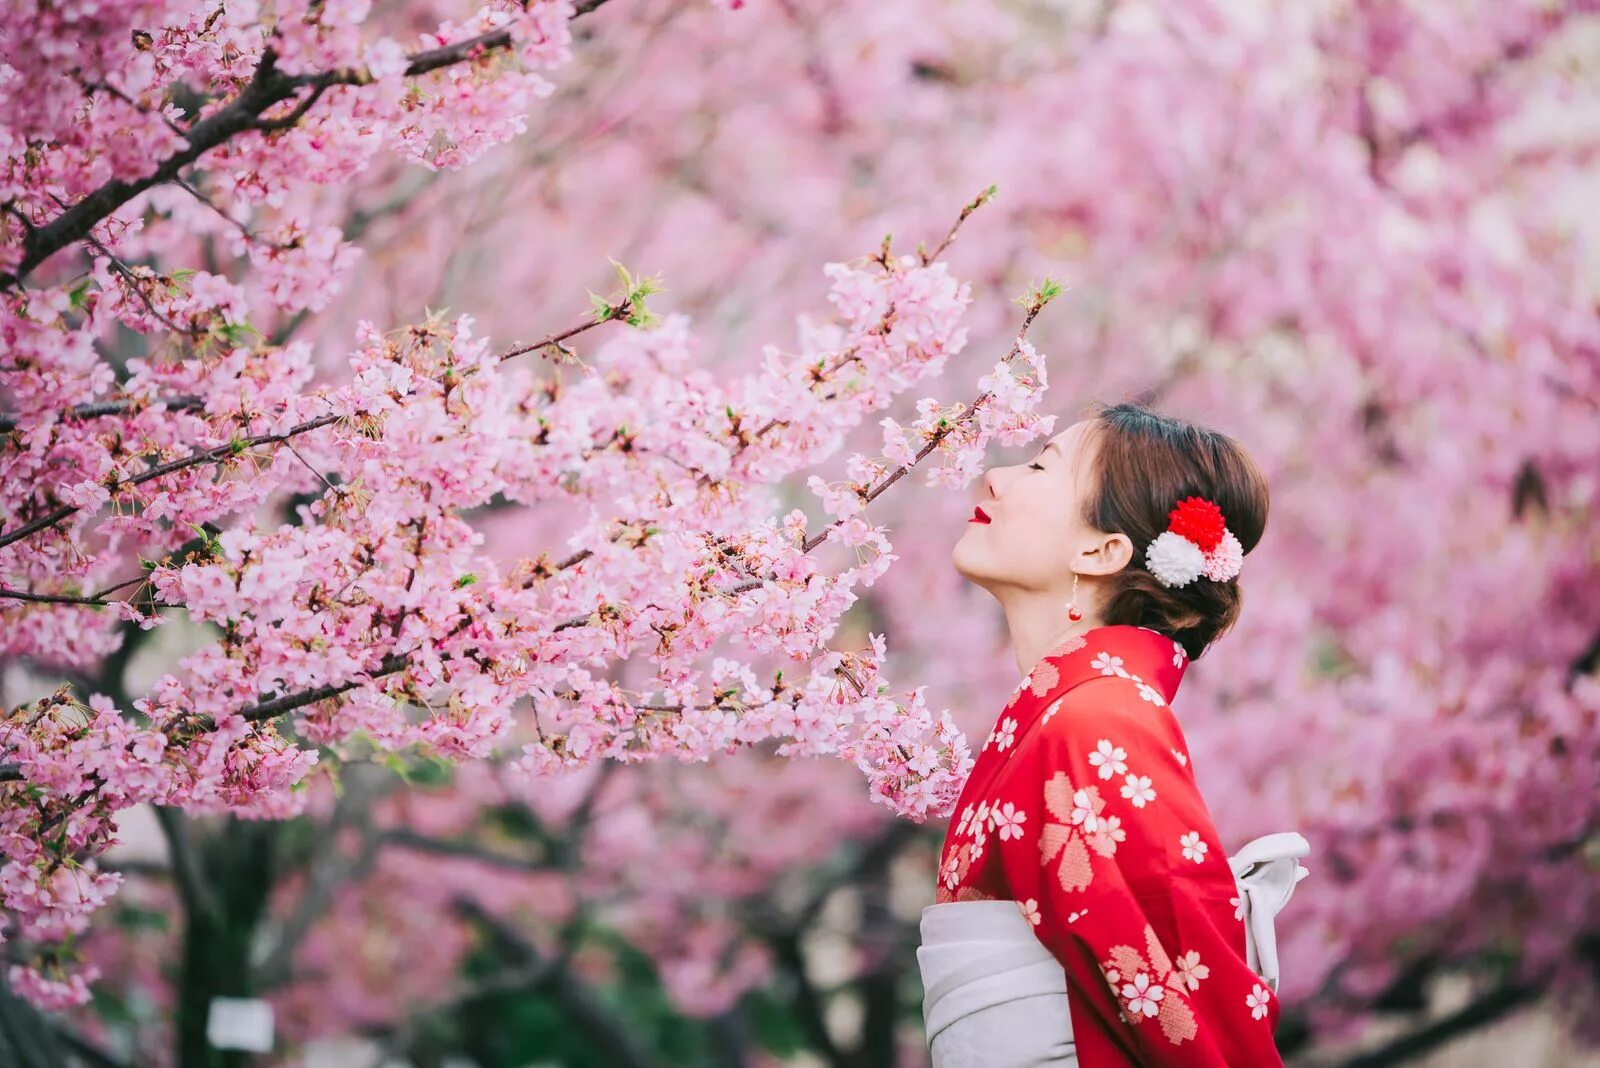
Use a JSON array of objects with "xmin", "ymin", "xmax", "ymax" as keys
[{"xmin": 1028, "ymin": 462, "xmax": 1045, "ymax": 471}]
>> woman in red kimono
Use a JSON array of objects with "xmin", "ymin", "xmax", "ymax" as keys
[{"xmin": 918, "ymin": 403, "xmax": 1310, "ymax": 1066}]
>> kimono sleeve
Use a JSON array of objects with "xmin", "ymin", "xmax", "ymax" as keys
[{"xmin": 990, "ymin": 677, "xmax": 1284, "ymax": 1066}]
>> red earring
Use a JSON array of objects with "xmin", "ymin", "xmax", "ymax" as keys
[{"xmin": 1066, "ymin": 572, "xmax": 1083, "ymax": 621}]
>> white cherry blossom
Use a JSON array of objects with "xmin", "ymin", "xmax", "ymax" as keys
[
  {"xmin": 991, "ymin": 801, "xmax": 1028, "ymax": 840},
  {"xmin": 1088, "ymin": 738, "xmax": 1128, "ymax": 779},
  {"xmin": 1173, "ymin": 950, "xmax": 1210, "ymax": 991},
  {"xmin": 939, "ymin": 850, "xmax": 962, "ymax": 889},
  {"xmin": 1121, "ymin": 773, "xmax": 1157, "ymax": 808},
  {"xmin": 1122, "ymin": 972, "xmax": 1164, "ymax": 1017},
  {"xmin": 1091, "ymin": 651, "xmax": 1127, "ymax": 677},
  {"xmin": 993, "ymin": 715, "xmax": 1018, "ymax": 752},
  {"xmin": 1134, "ymin": 679, "xmax": 1166, "ymax": 706},
  {"xmin": 1069, "ymin": 788, "xmax": 1102, "ymax": 832},
  {"xmin": 1247, "ymin": 983, "xmax": 1272, "ymax": 1020},
  {"xmin": 1180, "ymin": 830, "xmax": 1208, "ymax": 863}
]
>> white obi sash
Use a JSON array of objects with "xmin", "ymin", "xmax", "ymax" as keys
[{"xmin": 918, "ymin": 831, "xmax": 1310, "ymax": 1063}]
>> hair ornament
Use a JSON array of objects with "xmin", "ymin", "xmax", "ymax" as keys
[{"xmin": 1146, "ymin": 496, "xmax": 1243, "ymax": 588}]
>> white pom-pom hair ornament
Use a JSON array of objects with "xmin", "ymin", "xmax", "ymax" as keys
[
  {"xmin": 1146, "ymin": 530, "xmax": 1208, "ymax": 588},
  {"xmin": 1145, "ymin": 496, "xmax": 1244, "ymax": 589}
]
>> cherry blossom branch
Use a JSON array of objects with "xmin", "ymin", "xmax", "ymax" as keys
[
  {"xmin": 0, "ymin": 0, "xmax": 616, "ymax": 290},
  {"xmin": 6, "ymin": 260, "xmax": 1037, "ymax": 773},
  {"xmin": 0, "ymin": 304, "xmax": 624, "ymax": 553},
  {"xmin": 802, "ymin": 292, "xmax": 1049, "ymax": 555},
  {"xmin": 210, "ymin": 268, "xmax": 1043, "ymax": 729},
  {"xmin": 0, "ymin": 411, "xmax": 342, "ymax": 551},
  {"xmin": 4, "ymin": 212, "xmax": 977, "ymax": 619}
]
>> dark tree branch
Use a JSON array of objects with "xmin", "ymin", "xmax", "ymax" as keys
[
  {"xmin": 380, "ymin": 827, "xmax": 552, "ymax": 873},
  {"xmin": 255, "ymin": 764, "xmax": 392, "ymax": 989},
  {"xmin": 3, "ymin": 49, "xmax": 298, "ymax": 290},
  {"xmin": 51, "ymin": 1027, "xmax": 128, "ymax": 1068},
  {"xmin": 0, "ymin": 395, "xmax": 204, "ymax": 434},
  {"xmin": 450, "ymin": 897, "xmax": 663, "ymax": 1068},
  {"xmin": 742, "ymin": 820, "xmax": 923, "ymax": 1068},
  {"xmin": 1327, "ymin": 977, "xmax": 1544, "ymax": 1068},
  {"xmin": 153, "ymin": 805, "xmax": 224, "ymax": 928}
]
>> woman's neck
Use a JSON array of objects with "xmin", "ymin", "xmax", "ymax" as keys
[{"xmin": 999, "ymin": 592, "xmax": 1104, "ymax": 679}]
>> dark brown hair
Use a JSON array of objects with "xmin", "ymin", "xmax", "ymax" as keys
[{"xmin": 1079, "ymin": 401, "xmax": 1269, "ymax": 661}]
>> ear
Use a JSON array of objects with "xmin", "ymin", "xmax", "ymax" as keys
[{"xmin": 1081, "ymin": 532, "xmax": 1134, "ymax": 576}]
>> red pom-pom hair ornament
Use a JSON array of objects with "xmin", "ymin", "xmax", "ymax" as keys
[
  {"xmin": 1145, "ymin": 495, "xmax": 1243, "ymax": 588},
  {"xmin": 1166, "ymin": 496, "xmax": 1227, "ymax": 553}
]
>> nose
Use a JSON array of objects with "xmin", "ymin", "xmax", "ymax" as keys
[{"xmin": 982, "ymin": 470, "xmax": 999, "ymax": 500}]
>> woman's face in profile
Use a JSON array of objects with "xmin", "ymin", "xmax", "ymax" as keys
[{"xmin": 952, "ymin": 418, "xmax": 1102, "ymax": 594}]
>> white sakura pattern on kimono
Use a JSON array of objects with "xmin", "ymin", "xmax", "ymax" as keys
[
  {"xmin": 1173, "ymin": 949, "xmax": 1209, "ymax": 991},
  {"xmin": 1247, "ymin": 983, "xmax": 1273, "ymax": 1020},
  {"xmin": 939, "ymin": 850, "xmax": 962, "ymax": 889},
  {"xmin": 1171, "ymin": 746, "xmax": 1189, "ymax": 767},
  {"xmin": 1040, "ymin": 697, "xmax": 1064, "ymax": 725},
  {"xmin": 1088, "ymin": 738, "xmax": 1129, "ymax": 780},
  {"xmin": 1121, "ymin": 773, "xmax": 1157, "ymax": 808},
  {"xmin": 1069, "ymin": 788, "xmax": 1103, "ymax": 833},
  {"xmin": 993, "ymin": 716, "xmax": 1018, "ymax": 752},
  {"xmin": 991, "ymin": 801, "xmax": 1028, "ymax": 840},
  {"xmin": 1172, "ymin": 639, "xmax": 1188, "ymax": 667},
  {"xmin": 1180, "ymin": 830, "xmax": 1208, "ymax": 863},
  {"xmin": 1122, "ymin": 972, "xmax": 1164, "ymax": 1017},
  {"xmin": 1017, "ymin": 898, "xmax": 1042, "ymax": 926},
  {"xmin": 1134, "ymin": 678, "xmax": 1166, "ymax": 706},
  {"xmin": 1091, "ymin": 651, "xmax": 1129, "ymax": 677}
]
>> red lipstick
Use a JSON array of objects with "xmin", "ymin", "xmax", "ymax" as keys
[{"xmin": 970, "ymin": 505, "xmax": 991, "ymax": 524}]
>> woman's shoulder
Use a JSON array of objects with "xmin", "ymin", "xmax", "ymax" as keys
[{"xmin": 1027, "ymin": 673, "xmax": 1188, "ymax": 759}]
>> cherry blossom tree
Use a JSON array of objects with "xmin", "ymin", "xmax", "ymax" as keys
[{"xmin": 0, "ymin": 0, "xmax": 1066, "ymax": 1033}]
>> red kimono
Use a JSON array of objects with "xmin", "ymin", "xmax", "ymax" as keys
[{"xmin": 935, "ymin": 624, "xmax": 1284, "ymax": 1066}]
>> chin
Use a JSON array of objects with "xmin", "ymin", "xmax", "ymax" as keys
[{"xmin": 950, "ymin": 535, "xmax": 993, "ymax": 587}]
